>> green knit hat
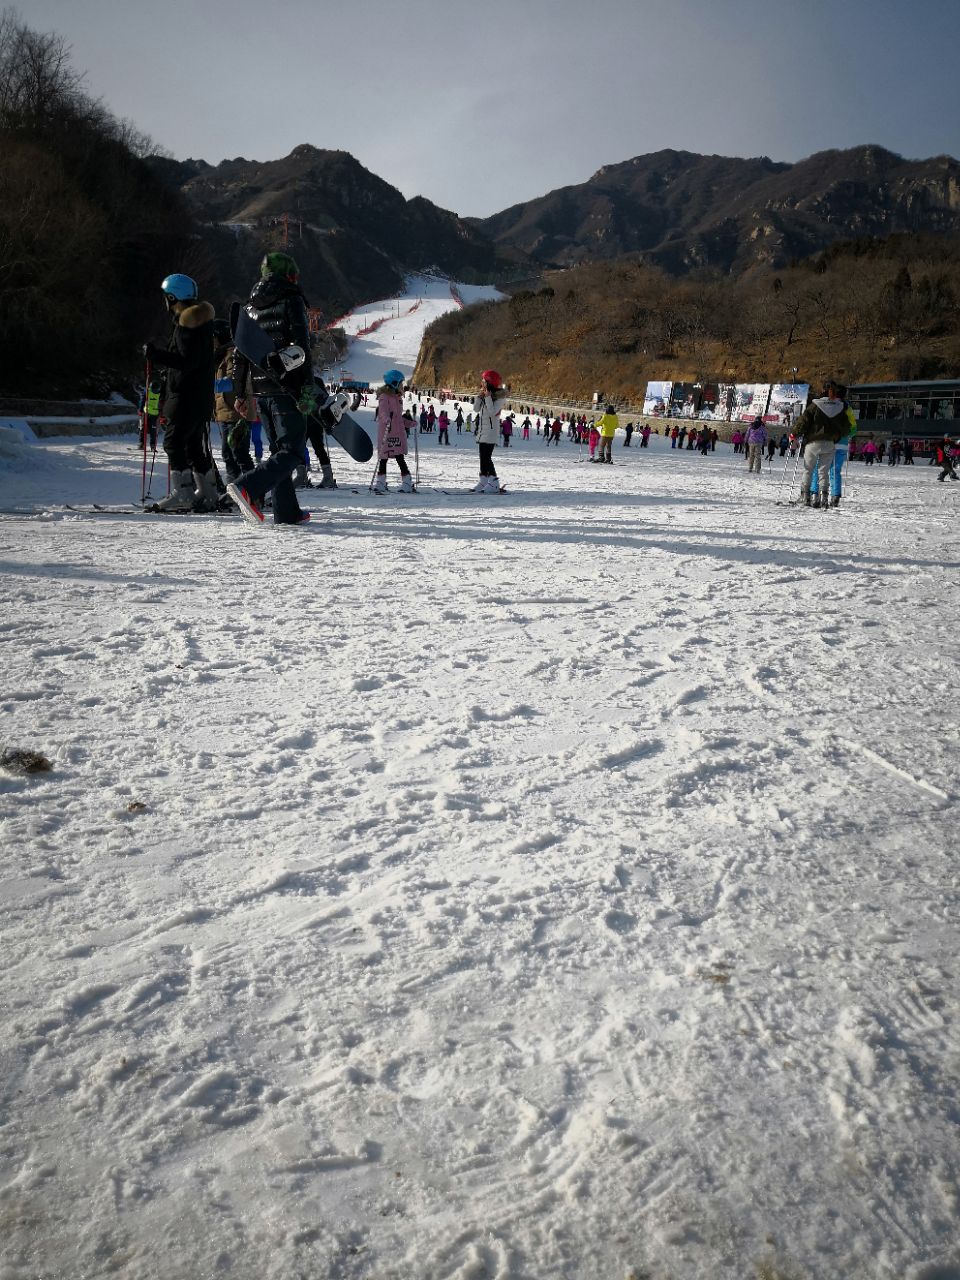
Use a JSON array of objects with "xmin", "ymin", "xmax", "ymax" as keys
[{"xmin": 261, "ymin": 251, "xmax": 299, "ymax": 281}]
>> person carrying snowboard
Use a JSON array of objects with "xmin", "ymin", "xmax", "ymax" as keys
[
  {"xmin": 472, "ymin": 369, "xmax": 506, "ymax": 492},
  {"xmin": 143, "ymin": 273, "xmax": 218, "ymax": 511},
  {"xmin": 373, "ymin": 369, "xmax": 415, "ymax": 492},
  {"xmin": 228, "ymin": 252, "xmax": 323, "ymax": 526}
]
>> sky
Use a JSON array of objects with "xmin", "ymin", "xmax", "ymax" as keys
[{"xmin": 17, "ymin": 0, "xmax": 960, "ymax": 217}]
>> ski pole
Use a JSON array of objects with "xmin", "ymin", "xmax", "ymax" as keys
[
  {"xmin": 776, "ymin": 438, "xmax": 804, "ymax": 504},
  {"xmin": 140, "ymin": 357, "xmax": 151, "ymax": 504}
]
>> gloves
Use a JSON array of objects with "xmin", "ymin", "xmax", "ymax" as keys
[{"xmin": 297, "ymin": 385, "xmax": 319, "ymax": 416}]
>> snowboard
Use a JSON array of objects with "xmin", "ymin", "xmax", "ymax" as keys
[{"xmin": 232, "ymin": 307, "xmax": 373, "ymax": 463}]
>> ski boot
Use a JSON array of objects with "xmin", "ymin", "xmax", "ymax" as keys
[
  {"xmin": 399, "ymin": 474, "xmax": 415, "ymax": 493},
  {"xmin": 152, "ymin": 469, "xmax": 196, "ymax": 512},
  {"xmin": 318, "ymin": 465, "xmax": 337, "ymax": 489},
  {"xmin": 372, "ymin": 474, "xmax": 387, "ymax": 494},
  {"xmin": 192, "ymin": 468, "xmax": 221, "ymax": 512}
]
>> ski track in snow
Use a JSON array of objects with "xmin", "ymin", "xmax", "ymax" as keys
[{"xmin": 1, "ymin": 290, "xmax": 959, "ymax": 1280}]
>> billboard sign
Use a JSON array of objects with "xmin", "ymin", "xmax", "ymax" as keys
[
  {"xmin": 766, "ymin": 383, "xmax": 810, "ymax": 427},
  {"xmin": 643, "ymin": 380, "xmax": 673, "ymax": 416}
]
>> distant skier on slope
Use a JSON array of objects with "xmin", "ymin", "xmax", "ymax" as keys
[
  {"xmin": 227, "ymin": 252, "xmax": 323, "ymax": 526},
  {"xmin": 472, "ymin": 370, "xmax": 506, "ymax": 492},
  {"xmin": 143, "ymin": 273, "xmax": 218, "ymax": 511},
  {"xmin": 373, "ymin": 370, "xmax": 415, "ymax": 492}
]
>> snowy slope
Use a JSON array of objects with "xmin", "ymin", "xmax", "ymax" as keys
[
  {"xmin": 1, "ymin": 428, "xmax": 959, "ymax": 1280},
  {"xmin": 322, "ymin": 274, "xmax": 504, "ymax": 387}
]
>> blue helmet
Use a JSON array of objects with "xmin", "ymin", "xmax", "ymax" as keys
[
  {"xmin": 383, "ymin": 369, "xmax": 405, "ymax": 388},
  {"xmin": 161, "ymin": 273, "xmax": 198, "ymax": 302}
]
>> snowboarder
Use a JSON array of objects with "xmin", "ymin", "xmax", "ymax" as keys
[
  {"xmin": 227, "ymin": 251, "xmax": 322, "ymax": 526},
  {"xmin": 142, "ymin": 273, "xmax": 218, "ymax": 511},
  {"xmin": 373, "ymin": 369, "xmax": 414, "ymax": 492},
  {"xmin": 472, "ymin": 369, "xmax": 506, "ymax": 492}
]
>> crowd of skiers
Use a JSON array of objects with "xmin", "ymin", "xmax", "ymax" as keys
[{"xmin": 140, "ymin": 259, "xmax": 959, "ymax": 522}]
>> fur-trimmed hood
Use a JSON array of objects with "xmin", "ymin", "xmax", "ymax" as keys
[{"xmin": 178, "ymin": 301, "xmax": 215, "ymax": 330}]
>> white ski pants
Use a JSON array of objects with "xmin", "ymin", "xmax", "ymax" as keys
[{"xmin": 802, "ymin": 441, "xmax": 836, "ymax": 495}]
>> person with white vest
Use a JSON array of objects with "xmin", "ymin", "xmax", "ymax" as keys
[
  {"xmin": 796, "ymin": 380, "xmax": 849, "ymax": 508},
  {"xmin": 472, "ymin": 369, "xmax": 507, "ymax": 493}
]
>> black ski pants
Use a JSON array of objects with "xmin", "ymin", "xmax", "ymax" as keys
[
  {"xmin": 478, "ymin": 442, "xmax": 498, "ymax": 477},
  {"xmin": 220, "ymin": 420, "xmax": 254, "ymax": 480},
  {"xmin": 236, "ymin": 394, "xmax": 306, "ymax": 524},
  {"xmin": 163, "ymin": 417, "xmax": 209, "ymax": 472},
  {"xmin": 305, "ymin": 420, "xmax": 331, "ymax": 468}
]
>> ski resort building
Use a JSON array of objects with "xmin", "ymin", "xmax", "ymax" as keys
[{"xmin": 847, "ymin": 379, "xmax": 960, "ymax": 434}]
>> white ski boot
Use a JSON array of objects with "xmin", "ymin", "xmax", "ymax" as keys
[
  {"xmin": 153, "ymin": 469, "xmax": 196, "ymax": 512},
  {"xmin": 484, "ymin": 476, "xmax": 502, "ymax": 493},
  {"xmin": 372, "ymin": 474, "xmax": 387, "ymax": 494},
  {"xmin": 191, "ymin": 468, "xmax": 220, "ymax": 512},
  {"xmin": 399, "ymin": 474, "xmax": 415, "ymax": 492}
]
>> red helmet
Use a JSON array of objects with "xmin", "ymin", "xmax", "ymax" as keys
[{"xmin": 481, "ymin": 369, "xmax": 502, "ymax": 389}]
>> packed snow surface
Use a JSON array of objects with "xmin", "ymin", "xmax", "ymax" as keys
[{"xmin": 1, "ymin": 303, "xmax": 959, "ymax": 1280}]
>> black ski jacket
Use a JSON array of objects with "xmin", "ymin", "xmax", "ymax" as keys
[
  {"xmin": 146, "ymin": 300, "xmax": 215, "ymax": 424},
  {"xmin": 234, "ymin": 275, "xmax": 316, "ymax": 398}
]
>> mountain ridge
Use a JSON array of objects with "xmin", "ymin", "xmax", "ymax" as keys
[{"xmin": 471, "ymin": 144, "xmax": 960, "ymax": 274}]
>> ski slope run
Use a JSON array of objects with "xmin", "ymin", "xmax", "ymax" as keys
[{"xmin": 321, "ymin": 273, "xmax": 504, "ymax": 386}]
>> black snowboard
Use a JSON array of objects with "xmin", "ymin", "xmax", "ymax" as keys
[{"xmin": 232, "ymin": 307, "xmax": 373, "ymax": 463}]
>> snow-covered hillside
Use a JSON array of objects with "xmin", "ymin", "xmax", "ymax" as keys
[
  {"xmin": 321, "ymin": 274, "xmax": 503, "ymax": 387},
  {"xmin": 1, "ymin": 415, "xmax": 959, "ymax": 1280}
]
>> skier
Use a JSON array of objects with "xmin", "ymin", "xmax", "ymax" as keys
[
  {"xmin": 810, "ymin": 395, "xmax": 856, "ymax": 507},
  {"xmin": 935, "ymin": 435, "xmax": 959, "ymax": 482},
  {"xmin": 501, "ymin": 414, "xmax": 514, "ymax": 448},
  {"xmin": 227, "ymin": 251, "xmax": 322, "ymax": 526},
  {"xmin": 588, "ymin": 420, "xmax": 600, "ymax": 460},
  {"xmin": 747, "ymin": 417, "xmax": 773, "ymax": 473},
  {"xmin": 595, "ymin": 405, "xmax": 619, "ymax": 463},
  {"xmin": 373, "ymin": 369, "xmax": 415, "ymax": 492},
  {"xmin": 142, "ymin": 273, "xmax": 218, "ymax": 511},
  {"xmin": 138, "ymin": 377, "xmax": 160, "ymax": 452},
  {"xmin": 472, "ymin": 369, "xmax": 506, "ymax": 492},
  {"xmin": 213, "ymin": 319, "xmax": 254, "ymax": 483},
  {"xmin": 437, "ymin": 409, "xmax": 450, "ymax": 445},
  {"xmin": 624, "ymin": 421, "xmax": 634, "ymax": 447},
  {"xmin": 795, "ymin": 379, "xmax": 849, "ymax": 508}
]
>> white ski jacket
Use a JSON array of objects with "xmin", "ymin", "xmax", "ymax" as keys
[{"xmin": 473, "ymin": 392, "xmax": 505, "ymax": 444}]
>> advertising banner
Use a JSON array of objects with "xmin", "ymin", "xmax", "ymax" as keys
[
  {"xmin": 765, "ymin": 383, "xmax": 810, "ymax": 428},
  {"xmin": 669, "ymin": 383, "xmax": 698, "ymax": 417},
  {"xmin": 643, "ymin": 381, "xmax": 672, "ymax": 416},
  {"xmin": 729, "ymin": 383, "xmax": 771, "ymax": 422}
]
